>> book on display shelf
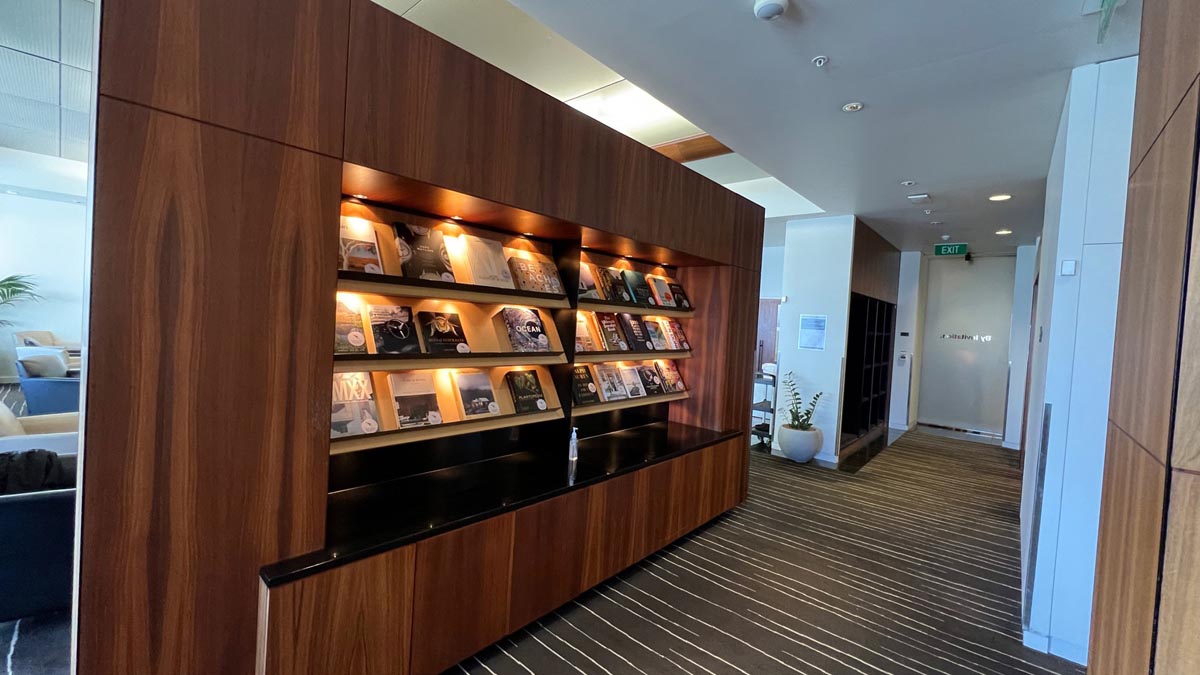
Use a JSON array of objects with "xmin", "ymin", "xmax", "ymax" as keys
[
  {"xmin": 578, "ymin": 263, "xmax": 605, "ymax": 300},
  {"xmin": 338, "ymin": 220, "xmax": 383, "ymax": 274},
  {"xmin": 648, "ymin": 276, "xmax": 676, "ymax": 307},
  {"xmin": 665, "ymin": 319, "xmax": 691, "ymax": 351},
  {"xmin": 417, "ymin": 311, "xmax": 471, "ymax": 353},
  {"xmin": 453, "ymin": 370, "xmax": 501, "ymax": 418},
  {"xmin": 601, "ymin": 267, "xmax": 634, "ymax": 303},
  {"xmin": 570, "ymin": 365, "xmax": 602, "ymax": 405},
  {"xmin": 667, "ymin": 283, "xmax": 692, "ymax": 310},
  {"xmin": 368, "ymin": 303, "xmax": 421, "ymax": 355},
  {"xmin": 621, "ymin": 270, "xmax": 656, "ymax": 306},
  {"xmin": 618, "ymin": 313, "xmax": 655, "ymax": 351},
  {"xmin": 619, "ymin": 366, "xmax": 648, "ymax": 398},
  {"xmin": 500, "ymin": 307, "xmax": 551, "ymax": 353},
  {"xmin": 575, "ymin": 313, "xmax": 600, "ymax": 352},
  {"xmin": 330, "ymin": 372, "xmax": 380, "ymax": 438},
  {"xmin": 460, "ymin": 234, "xmax": 516, "ymax": 289},
  {"xmin": 636, "ymin": 365, "xmax": 666, "ymax": 396},
  {"xmin": 389, "ymin": 372, "xmax": 443, "ymax": 427},
  {"xmin": 643, "ymin": 320, "xmax": 670, "ymax": 351},
  {"xmin": 508, "ymin": 257, "xmax": 564, "ymax": 294},
  {"xmin": 594, "ymin": 312, "xmax": 629, "ymax": 351},
  {"xmin": 505, "ymin": 370, "xmax": 549, "ymax": 413},
  {"xmin": 655, "ymin": 360, "xmax": 687, "ymax": 393},
  {"xmin": 334, "ymin": 298, "xmax": 368, "ymax": 355},
  {"xmin": 593, "ymin": 364, "xmax": 627, "ymax": 401},
  {"xmin": 394, "ymin": 222, "xmax": 456, "ymax": 282}
]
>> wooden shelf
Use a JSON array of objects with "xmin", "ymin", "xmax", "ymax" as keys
[
  {"xmin": 333, "ymin": 352, "xmax": 566, "ymax": 372},
  {"xmin": 338, "ymin": 271, "xmax": 570, "ymax": 309},
  {"xmin": 330, "ymin": 409, "xmax": 565, "ymax": 455},
  {"xmin": 572, "ymin": 391, "xmax": 689, "ymax": 417},
  {"xmin": 573, "ymin": 349, "xmax": 691, "ymax": 364},
  {"xmin": 578, "ymin": 298, "xmax": 693, "ymax": 318}
]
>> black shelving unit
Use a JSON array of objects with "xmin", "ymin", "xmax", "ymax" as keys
[
  {"xmin": 751, "ymin": 371, "xmax": 777, "ymax": 449},
  {"xmin": 840, "ymin": 293, "xmax": 896, "ymax": 445}
]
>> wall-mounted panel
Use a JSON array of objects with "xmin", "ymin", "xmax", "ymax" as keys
[
  {"xmin": 1155, "ymin": 469, "xmax": 1200, "ymax": 674},
  {"xmin": 1128, "ymin": 0, "xmax": 1200, "ymax": 171},
  {"xmin": 850, "ymin": 220, "xmax": 900, "ymax": 304}
]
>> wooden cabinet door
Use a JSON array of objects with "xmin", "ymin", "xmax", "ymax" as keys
[
  {"xmin": 509, "ymin": 489, "xmax": 592, "ymax": 630},
  {"xmin": 633, "ymin": 459, "xmax": 682, "ymax": 559},
  {"xmin": 582, "ymin": 472, "xmax": 640, "ymax": 588},
  {"xmin": 708, "ymin": 440, "xmax": 746, "ymax": 519}
]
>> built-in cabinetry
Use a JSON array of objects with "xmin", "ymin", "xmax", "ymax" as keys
[{"xmin": 841, "ymin": 294, "xmax": 896, "ymax": 447}]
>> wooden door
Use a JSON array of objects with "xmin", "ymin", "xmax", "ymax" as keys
[{"xmin": 756, "ymin": 298, "xmax": 781, "ymax": 369}]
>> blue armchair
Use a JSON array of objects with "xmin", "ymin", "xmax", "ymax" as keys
[{"xmin": 16, "ymin": 361, "xmax": 81, "ymax": 415}]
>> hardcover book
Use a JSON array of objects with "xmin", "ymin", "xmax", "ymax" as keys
[
  {"xmin": 593, "ymin": 364, "xmax": 628, "ymax": 401},
  {"xmin": 506, "ymin": 370, "xmax": 549, "ymax": 413},
  {"xmin": 394, "ymin": 222, "xmax": 456, "ymax": 282},
  {"xmin": 578, "ymin": 263, "xmax": 604, "ymax": 300},
  {"xmin": 668, "ymin": 283, "xmax": 692, "ymax": 310},
  {"xmin": 338, "ymin": 220, "xmax": 383, "ymax": 274},
  {"xmin": 601, "ymin": 268, "xmax": 634, "ymax": 303},
  {"xmin": 648, "ymin": 276, "xmax": 677, "ymax": 307},
  {"xmin": 453, "ymin": 370, "xmax": 501, "ymax": 418},
  {"xmin": 643, "ymin": 320, "xmax": 670, "ymax": 351},
  {"xmin": 619, "ymin": 366, "xmax": 648, "ymax": 398},
  {"xmin": 570, "ymin": 365, "xmax": 601, "ymax": 406},
  {"xmin": 508, "ymin": 257, "xmax": 564, "ymax": 294},
  {"xmin": 417, "ymin": 311, "xmax": 471, "ymax": 353},
  {"xmin": 594, "ymin": 312, "xmax": 629, "ymax": 351},
  {"xmin": 500, "ymin": 307, "xmax": 551, "ymax": 352},
  {"xmin": 368, "ymin": 304, "xmax": 421, "ymax": 354},
  {"xmin": 388, "ymin": 372, "xmax": 443, "ymax": 427},
  {"xmin": 621, "ymin": 270, "xmax": 656, "ymax": 305},
  {"xmin": 460, "ymin": 234, "xmax": 515, "ymax": 289},
  {"xmin": 655, "ymin": 360, "xmax": 687, "ymax": 393},
  {"xmin": 666, "ymin": 319, "xmax": 692, "ymax": 351},
  {"xmin": 618, "ymin": 313, "xmax": 654, "ymax": 351},
  {"xmin": 330, "ymin": 372, "xmax": 380, "ymax": 438},
  {"xmin": 575, "ymin": 312, "xmax": 600, "ymax": 352},
  {"xmin": 334, "ymin": 298, "xmax": 368, "ymax": 355},
  {"xmin": 657, "ymin": 318, "xmax": 681, "ymax": 350},
  {"xmin": 637, "ymin": 365, "xmax": 666, "ymax": 396}
]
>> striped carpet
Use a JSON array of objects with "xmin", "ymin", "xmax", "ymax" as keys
[
  {"xmin": 454, "ymin": 431, "xmax": 1084, "ymax": 675},
  {"xmin": 0, "ymin": 383, "xmax": 27, "ymax": 417}
]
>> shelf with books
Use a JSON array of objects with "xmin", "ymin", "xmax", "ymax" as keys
[
  {"xmin": 330, "ymin": 408, "xmax": 565, "ymax": 455},
  {"xmin": 574, "ymin": 309, "xmax": 693, "ymax": 354},
  {"xmin": 577, "ymin": 298, "xmax": 692, "ymax": 319},
  {"xmin": 576, "ymin": 250, "xmax": 695, "ymax": 315},
  {"xmin": 572, "ymin": 391, "xmax": 690, "ymax": 417},
  {"xmin": 334, "ymin": 352, "xmax": 566, "ymax": 372},
  {"xmin": 574, "ymin": 350, "xmax": 691, "ymax": 364},
  {"xmin": 337, "ymin": 272, "xmax": 569, "ymax": 310}
]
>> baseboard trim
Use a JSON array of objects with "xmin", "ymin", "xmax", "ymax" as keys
[
  {"xmin": 1023, "ymin": 629, "xmax": 1050, "ymax": 652},
  {"xmin": 1049, "ymin": 637, "xmax": 1087, "ymax": 666},
  {"xmin": 0, "ymin": 375, "xmax": 17, "ymax": 385},
  {"xmin": 1002, "ymin": 440, "xmax": 1021, "ymax": 450}
]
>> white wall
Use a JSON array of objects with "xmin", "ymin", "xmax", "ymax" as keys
[
  {"xmin": 1021, "ymin": 56, "xmax": 1136, "ymax": 665},
  {"xmin": 775, "ymin": 215, "xmax": 856, "ymax": 464},
  {"xmin": 1004, "ymin": 245, "xmax": 1037, "ymax": 449},
  {"xmin": 888, "ymin": 251, "xmax": 923, "ymax": 430},
  {"xmin": 760, "ymin": 245, "xmax": 784, "ymax": 298}
]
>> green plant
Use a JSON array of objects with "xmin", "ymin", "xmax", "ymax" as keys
[
  {"xmin": 782, "ymin": 371, "xmax": 822, "ymax": 430},
  {"xmin": 0, "ymin": 274, "xmax": 41, "ymax": 327}
]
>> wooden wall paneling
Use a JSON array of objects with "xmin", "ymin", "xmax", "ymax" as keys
[
  {"xmin": 98, "ymin": 0, "xmax": 349, "ymax": 155},
  {"xmin": 1128, "ymin": 0, "xmax": 1200, "ymax": 172},
  {"xmin": 257, "ymin": 547, "xmax": 415, "ymax": 675},
  {"xmin": 1108, "ymin": 82, "xmax": 1199, "ymax": 462},
  {"xmin": 1168, "ymin": 155, "xmax": 1200, "ymax": 472},
  {"xmin": 653, "ymin": 134, "xmax": 733, "ymax": 163},
  {"xmin": 1087, "ymin": 424, "xmax": 1168, "ymax": 673},
  {"xmin": 509, "ymin": 489, "xmax": 592, "ymax": 630},
  {"xmin": 79, "ymin": 98, "xmax": 338, "ymax": 675},
  {"xmin": 850, "ymin": 220, "xmax": 901, "ymax": 304},
  {"xmin": 708, "ymin": 440, "xmax": 745, "ymax": 519},
  {"xmin": 673, "ymin": 448, "xmax": 716, "ymax": 538},
  {"xmin": 1154, "ymin": 469, "xmax": 1200, "ymax": 674},
  {"xmin": 633, "ymin": 459, "xmax": 683, "ymax": 559},
  {"xmin": 411, "ymin": 514, "xmax": 516, "ymax": 675},
  {"xmin": 582, "ymin": 472, "xmax": 641, "ymax": 588}
]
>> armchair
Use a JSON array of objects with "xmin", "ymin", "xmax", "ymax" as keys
[
  {"xmin": 15, "ymin": 357, "xmax": 81, "ymax": 415},
  {"xmin": 12, "ymin": 331, "xmax": 81, "ymax": 368}
]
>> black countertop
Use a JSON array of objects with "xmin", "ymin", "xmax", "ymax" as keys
[{"xmin": 260, "ymin": 422, "xmax": 741, "ymax": 585}]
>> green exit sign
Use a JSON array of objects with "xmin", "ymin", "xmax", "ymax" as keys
[{"xmin": 935, "ymin": 243, "xmax": 968, "ymax": 256}]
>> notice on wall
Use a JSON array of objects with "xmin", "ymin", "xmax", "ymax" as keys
[{"xmin": 798, "ymin": 314, "xmax": 827, "ymax": 351}]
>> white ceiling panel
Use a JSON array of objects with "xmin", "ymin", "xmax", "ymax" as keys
[
  {"xmin": 0, "ymin": 0, "xmax": 58, "ymax": 61},
  {"xmin": 684, "ymin": 152, "xmax": 768, "ymax": 185},
  {"xmin": 60, "ymin": 0, "xmax": 93, "ymax": 70},
  {"xmin": 567, "ymin": 79, "xmax": 702, "ymax": 147},
  {"xmin": 0, "ymin": 47, "xmax": 58, "ymax": 104},
  {"xmin": 722, "ymin": 177, "xmax": 824, "ymax": 219}
]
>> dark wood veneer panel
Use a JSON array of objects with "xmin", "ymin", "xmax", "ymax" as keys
[
  {"xmin": 851, "ymin": 219, "xmax": 901, "ymax": 304},
  {"xmin": 509, "ymin": 489, "xmax": 592, "ymax": 629},
  {"xmin": 582, "ymin": 473, "xmax": 641, "ymax": 588},
  {"xmin": 78, "ymin": 98, "xmax": 339, "ymax": 675}
]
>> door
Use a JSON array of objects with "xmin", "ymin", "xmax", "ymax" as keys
[{"xmin": 756, "ymin": 298, "xmax": 781, "ymax": 368}]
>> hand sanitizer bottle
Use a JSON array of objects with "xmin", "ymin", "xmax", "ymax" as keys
[{"xmin": 569, "ymin": 427, "xmax": 579, "ymax": 463}]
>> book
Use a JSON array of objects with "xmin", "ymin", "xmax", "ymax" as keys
[
  {"xmin": 453, "ymin": 370, "xmax": 500, "ymax": 418},
  {"xmin": 619, "ymin": 366, "xmax": 647, "ymax": 398},
  {"xmin": 637, "ymin": 365, "xmax": 666, "ymax": 396},
  {"xmin": 506, "ymin": 370, "xmax": 549, "ymax": 413},
  {"xmin": 655, "ymin": 360, "xmax": 687, "ymax": 393},
  {"xmin": 460, "ymin": 234, "xmax": 515, "ymax": 289},
  {"xmin": 668, "ymin": 283, "xmax": 692, "ymax": 310},
  {"xmin": 500, "ymin": 307, "xmax": 551, "ymax": 352},
  {"xmin": 389, "ymin": 372, "xmax": 442, "ymax": 427},
  {"xmin": 594, "ymin": 312, "xmax": 629, "ymax": 351},
  {"xmin": 575, "ymin": 312, "xmax": 600, "ymax": 352},
  {"xmin": 643, "ymin": 320, "xmax": 670, "ymax": 351},
  {"xmin": 578, "ymin": 263, "xmax": 604, "ymax": 300},
  {"xmin": 665, "ymin": 319, "xmax": 692, "ymax": 351},
  {"xmin": 334, "ymin": 298, "xmax": 368, "ymax": 355},
  {"xmin": 417, "ymin": 311, "xmax": 471, "ymax": 353},
  {"xmin": 508, "ymin": 257, "xmax": 564, "ymax": 294},
  {"xmin": 621, "ymin": 270, "xmax": 656, "ymax": 305},
  {"xmin": 593, "ymin": 364, "xmax": 628, "ymax": 401},
  {"xmin": 618, "ymin": 313, "xmax": 655, "ymax": 351},
  {"xmin": 368, "ymin": 304, "xmax": 421, "ymax": 354},
  {"xmin": 338, "ymin": 219, "xmax": 383, "ymax": 273},
  {"xmin": 601, "ymin": 267, "xmax": 634, "ymax": 303},
  {"xmin": 648, "ymin": 276, "xmax": 677, "ymax": 307},
  {"xmin": 394, "ymin": 222, "xmax": 456, "ymax": 282},
  {"xmin": 570, "ymin": 365, "xmax": 601, "ymax": 406},
  {"xmin": 330, "ymin": 372, "xmax": 380, "ymax": 438}
]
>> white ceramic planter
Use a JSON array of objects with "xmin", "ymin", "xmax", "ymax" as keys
[{"xmin": 778, "ymin": 426, "xmax": 822, "ymax": 463}]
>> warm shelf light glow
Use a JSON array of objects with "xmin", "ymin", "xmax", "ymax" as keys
[
  {"xmin": 336, "ymin": 291, "xmax": 363, "ymax": 311},
  {"xmin": 989, "ymin": 194, "xmax": 1012, "ymax": 202},
  {"xmin": 351, "ymin": 193, "xmax": 368, "ymax": 200},
  {"xmin": 342, "ymin": 216, "xmax": 375, "ymax": 238}
]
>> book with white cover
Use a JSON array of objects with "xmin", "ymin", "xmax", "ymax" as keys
[{"xmin": 460, "ymin": 234, "xmax": 516, "ymax": 289}]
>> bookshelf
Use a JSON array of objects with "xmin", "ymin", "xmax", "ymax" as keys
[{"xmin": 840, "ymin": 292, "xmax": 896, "ymax": 445}]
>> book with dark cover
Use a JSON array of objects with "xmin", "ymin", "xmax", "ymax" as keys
[
  {"xmin": 578, "ymin": 263, "xmax": 604, "ymax": 300},
  {"xmin": 666, "ymin": 319, "xmax": 692, "ymax": 351},
  {"xmin": 621, "ymin": 269, "xmax": 656, "ymax": 305},
  {"xmin": 453, "ymin": 370, "xmax": 500, "ymax": 418},
  {"xmin": 602, "ymin": 267, "xmax": 634, "ymax": 303},
  {"xmin": 637, "ymin": 365, "xmax": 666, "ymax": 396},
  {"xmin": 575, "ymin": 312, "xmax": 600, "ymax": 352},
  {"xmin": 648, "ymin": 276, "xmax": 677, "ymax": 307},
  {"xmin": 501, "ymin": 307, "xmax": 551, "ymax": 352},
  {"xmin": 417, "ymin": 311, "xmax": 471, "ymax": 353},
  {"xmin": 506, "ymin": 370, "xmax": 549, "ymax": 413},
  {"xmin": 593, "ymin": 364, "xmax": 627, "ymax": 401},
  {"xmin": 619, "ymin": 366, "xmax": 647, "ymax": 398},
  {"xmin": 655, "ymin": 360, "xmax": 687, "ymax": 393},
  {"xmin": 334, "ymin": 298, "xmax": 368, "ymax": 355},
  {"xmin": 368, "ymin": 304, "xmax": 421, "ymax": 354},
  {"xmin": 594, "ymin": 312, "xmax": 629, "ymax": 351},
  {"xmin": 330, "ymin": 372, "xmax": 380, "ymax": 438},
  {"xmin": 618, "ymin": 313, "xmax": 654, "ymax": 351},
  {"xmin": 394, "ymin": 222, "xmax": 456, "ymax": 282},
  {"xmin": 388, "ymin": 372, "xmax": 442, "ymax": 427},
  {"xmin": 643, "ymin": 320, "xmax": 670, "ymax": 351},
  {"xmin": 571, "ymin": 365, "xmax": 601, "ymax": 406},
  {"xmin": 338, "ymin": 220, "xmax": 383, "ymax": 273},
  {"xmin": 668, "ymin": 283, "xmax": 692, "ymax": 310}
]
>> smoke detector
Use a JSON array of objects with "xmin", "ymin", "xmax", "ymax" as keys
[
  {"xmin": 754, "ymin": 0, "xmax": 789, "ymax": 21},
  {"xmin": 907, "ymin": 193, "xmax": 932, "ymax": 205}
]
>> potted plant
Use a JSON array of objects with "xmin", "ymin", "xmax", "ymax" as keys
[
  {"xmin": 0, "ymin": 275, "xmax": 40, "ymax": 327},
  {"xmin": 778, "ymin": 372, "xmax": 822, "ymax": 463}
]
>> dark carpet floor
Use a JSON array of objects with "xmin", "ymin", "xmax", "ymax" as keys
[
  {"xmin": 0, "ymin": 383, "xmax": 27, "ymax": 417},
  {"xmin": 454, "ymin": 432, "xmax": 1085, "ymax": 675},
  {"xmin": 0, "ymin": 612, "xmax": 70, "ymax": 675}
]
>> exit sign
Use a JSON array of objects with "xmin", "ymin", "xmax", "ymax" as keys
[{"xmin": 935, "ymin": 243, "xmax": 968, "ymax": 256}]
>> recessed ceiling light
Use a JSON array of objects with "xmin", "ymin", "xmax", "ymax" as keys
[
  {"xmin": 4, "ymin": 190, "xmax": 18, "ymax": 195},
  {"xmin": 924, "ymin": 209, "xmax": 933, "ymax": 215},
  {"xmin": 450, "ymin": 215, "xmax": 462, "ymax": 220},
  {"xmin": 581, "ymin": 245, "xmax": 590, "ymax": 249},
  {"xmin": 989, "ymin": 194, "xmax": 1012, "ymax": 202},
  {"xmin": 995, "ymin": 228, "xmax": 1013, "ymax": 236},
  {"xmin": 941, "ymin": 234, "xmax": 951, "ymax": 241},
  {"xmin": 351, "ymin": 193, "xmax": 367, "ymax": 200},
  {"xmin": 522, "ymin": 232, "xmax": 534, "ymax": 237},
  {"xmin": 842, "ymin": 102, "xmax": 865, "ymax": 113},
  {"xmin": 900, "ymin": 180, "xmax": 916, "ymax": 187},
  {"xmin": 930, "ymin": 221, "xmax": 944, "ymax": 226}
]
